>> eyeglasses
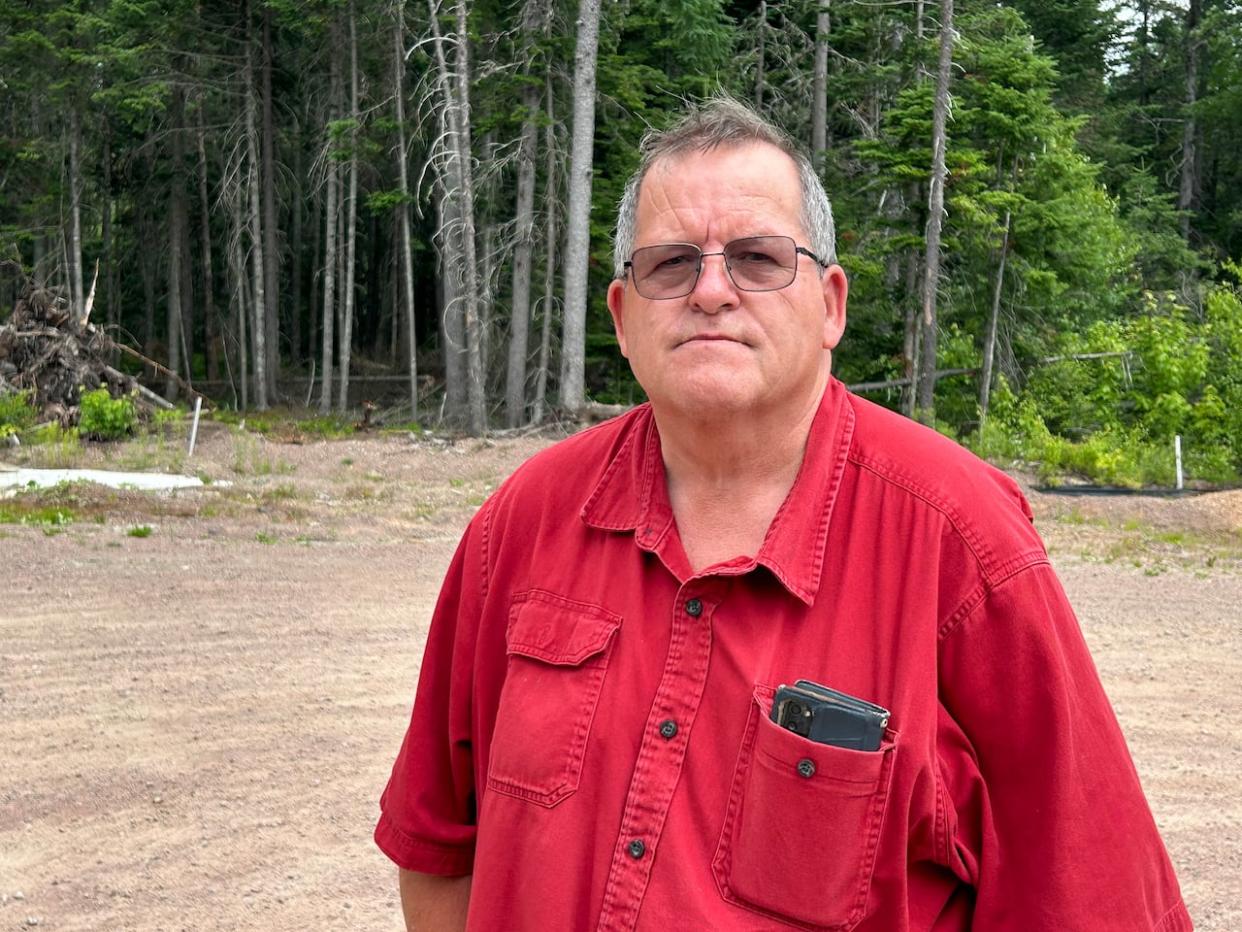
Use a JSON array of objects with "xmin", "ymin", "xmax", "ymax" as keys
[{"xmin": 623, "ymin": 235, "xmax": 827, "ymax": 300}]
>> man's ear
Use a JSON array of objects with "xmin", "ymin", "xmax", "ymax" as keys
[
  {"xmin": 820, "ymin": 264, "xmax": 848, "ymax": 351},
  {"xmin": 607, "ymin": 278, "xmax": 630, "ymax": 358}
]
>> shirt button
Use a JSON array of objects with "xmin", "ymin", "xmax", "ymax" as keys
[
  {"xmin": 685, "ymin": 598, "xmax": 703, "ymax": 617},
  {"xmin": 628, "ymin": 839, "xmax": 646, "ymax": 859},
  {"xmin": 797, "ymin": 758, "xmax": 816, "ymax": 779},
  {"xmin": 658, "ymin": 720, "xmax": 678, "ymax": 740}
]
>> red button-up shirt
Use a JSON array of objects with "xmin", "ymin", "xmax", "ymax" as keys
[{"xmin": 376, "ymin": 378, "xmax": 1191, "ymax": 931}]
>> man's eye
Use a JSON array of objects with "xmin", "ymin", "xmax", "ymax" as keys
[
  {"xmin": 733, "ymin": 251, "xmax": 779, "ymax": 265},
  {"xmin": 656, "ymin": 254, "xmax": 693, "ymax": 270}
]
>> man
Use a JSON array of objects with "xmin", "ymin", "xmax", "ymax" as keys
[{"xmin": 376, "ymin": 98, "xmax": 1191, "ymax": 931}]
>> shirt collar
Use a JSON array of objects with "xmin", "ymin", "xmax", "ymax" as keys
[{"xmin": 581, "ymin": 378, "xmax": 856, "ymax": 605}]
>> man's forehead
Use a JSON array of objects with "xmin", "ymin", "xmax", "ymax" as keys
[
  {"xmin": 635, "ymin": 142, "xmax": 804, "ymax": 238},
  {"xmin": 642, "ymin": 140, "xmax": 799, "ymax": 188}
]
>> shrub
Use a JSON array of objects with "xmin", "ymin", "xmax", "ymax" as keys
[
  {"xmin": 79, "ymin": 388, "xmax": 137, "ymax": 440},
  {"xmin": 0, "ymin": 390, "xmax": 37, "ymax": 433}
]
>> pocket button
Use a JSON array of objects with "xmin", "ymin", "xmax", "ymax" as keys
[
  {"xmin": 628, "ymin": 839, "xmax": 646, "ymax": 859},
  {"xmin": 796, "ymin": 758, "xmax": 816, "ymax": 779},
  {"xmin": 658, "ymin": 720, "xmax": 678, "ymax": 740}
]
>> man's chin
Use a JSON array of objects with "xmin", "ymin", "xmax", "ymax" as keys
[{"xmin": 652, "ymin": 376, "xmax": 764, "ymax": 419}]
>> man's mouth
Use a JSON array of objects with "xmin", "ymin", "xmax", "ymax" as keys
[{"xmin": 679, "ymin": 333, "xmax": 747, "ymax": 346}]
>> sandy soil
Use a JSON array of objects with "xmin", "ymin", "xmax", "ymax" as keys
[{"xmin": 1, "ymin": 422, "xmax": 1239, "ymax": 931}]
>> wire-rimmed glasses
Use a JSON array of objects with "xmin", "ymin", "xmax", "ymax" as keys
[{"xmin": 623, "ymin": 235, "xmax": 827, "ymax": 300}]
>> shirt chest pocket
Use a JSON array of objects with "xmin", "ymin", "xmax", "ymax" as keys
[
  {"xmin": 712, "ymin": 685, "xmax": 898, "ymax": 931},
  {"xmin": 485, "ymin": 590, "xmax": 621, "ymax": 808}
]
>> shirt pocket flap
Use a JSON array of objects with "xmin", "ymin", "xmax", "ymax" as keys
[{"xmin": 507, "ymin": 590, "xmax": 621, "ymax": 666}]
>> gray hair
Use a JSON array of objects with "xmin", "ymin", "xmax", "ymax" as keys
[{"xmin": 612, "ymin": 96, "xmax": 837, "ymax": 279}]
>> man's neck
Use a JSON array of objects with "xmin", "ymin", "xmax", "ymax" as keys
[
  {"xmin": 652, "ymin": 377, "xmax": 830, "ymax": 572},
  {"xmin": 654, "ymin": 377, "xmax": 829, "ymax": 491}
]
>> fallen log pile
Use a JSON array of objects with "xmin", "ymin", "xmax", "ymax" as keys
[{"xmin": 0, "ymin": 286, "xmax": 176, "ymax": 428}]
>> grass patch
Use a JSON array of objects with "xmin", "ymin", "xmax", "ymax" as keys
[
  {"xmin": 255, "ymin": 530, "xmax": 278, "ymax": 544},
  {"xmin": 111, "ymin": 434, "xmax": 187, "ymax": 473},
  {"xmin": 214, "ymin": 407, "xmax": 355, "ymax": 442},
  {"xmin": 230, "ymin": 430, "xmax": 296, "ymax": 476},
  {"xmin": 1058, "ymin": 514, "xmax": 1242, "ymax": 573},
  {"xmin": 0, "ymin": 499, "xmax": 76, "ymax": 527},
  {"xmin": 262, "ymin": 482, "xmax": 299, "ymax": 502},
  {"xmin": 379, "ymin": 420, "xmax": 424, "ymax": 435},
  {"xmin": 1, "ymin": 479, "xmax": 201, "ymax": 523},
  {"xmin": 128, "ymin": 525, "xmax": 153, "ymax": 538},
  {"xmin": 11, "ymin": 425, "xmax": 84, "ymax": 468}
]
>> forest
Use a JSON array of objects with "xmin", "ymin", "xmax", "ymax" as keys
[{"xmin": 2, "ymin": 0, "xmax": 1241, "ymax": 484}]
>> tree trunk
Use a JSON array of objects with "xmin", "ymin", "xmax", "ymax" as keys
[
  {"xmin": 1139, "ymin": 0, "xmax": 1151, "ymax": 108},
  {"xmin": 338, "ymin": 0, "xmax": 361, "ymax": 414},
  {"xmin": 755, "ymin": 0, "xmax": 766, "ymax": 109},
  {"xmin": 429, "ymin": 0, "xmax": 486, "ymax": 433},
  {"xmin": 505, "ymin": 86, "xmax": 540, "ymax": 427},
  {"xmin": 440, "ymin": 195, "xmax": 467, "ymax": 421},
  {"xmin": 1178, "ymin": 0, "xmax": 1201, "ymax": 243},
  {"xmin": 454, "ymin": 0, "xmax": 485, "ymax": 433},
  {"xmin": 532, "ymin": 75, "xmax": 558, "ymax": 426},
  {"xmin": 902, "ymin": 0, "xmax": 928, "ymax": 417},
  {"xmin": 262, "ymin": 6, "xmax": 280, "ymax": 400},
  {"xmin": 309, "ymin": 147, "xmax": 322, "ymax": 372},
  {"xmin": 195, "ymin": 101, "xmax": 220, "ymax": 381},
  {"xmin": 393, "ymin": 0, "xmax": 419, "ymax": 418},
  {"xmin": 290, "ymin": 131, "xmax": 303, "ymax": 367},
  {"xmin": 166, "ymin": 200, "xmax": 184, "ymax": 402},
  {"xmin": 244, "ymin": 9, "xmax": 268, "ymax": 410},
  {"xmin": 319, "ymin": 155, "xmax": 339, "ymax": 414},
  {"xmin": 978, "ymin": 208, "xmax": 1010, "ymax": 426},
  {"xmin": 558, "ymin": 0, "xmax": 603, "ymax": 412},
  {"xmin": 811, "ymin": 0, "xmax": 830, "ymax": 173},
  {"xmin": 165, "ymin": 87, "xmax": 188, "ymax": 400},
  {"xmin": 481, "ymin": 219, "xmax": 496, "ymax": 385},
  {"xmin": 32, "ymin": 236, "xmax": 46, "ymax": 289},
  {"xmin": 901, "ymin": 246, "xmax": 920, "ymax": 417},
  {"xmin": 101, "ymin": 119, "xmax": 115, "ymax": 335},
  {"xmin": 178, "ymin": 164, "xmax": 195, "ymax": 383},
  {"xmin": 915, "ymin": 0, "xmax": 953, "ymax": 425},
  {"xmin": 229, "ymin": 184, "xmax": 250, "ymax": 410},
  {"xmin": 68, "ymin": 107, "xmax": 85, "ymax": 321},
  {"xmin": 140, "ymin": 209, "xmax": 156, "ymax": 365}
]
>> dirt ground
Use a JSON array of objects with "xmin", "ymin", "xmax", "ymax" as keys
[{"xmin": 1, "ymin": 421, "xmax": 1239, "ymax": 931}]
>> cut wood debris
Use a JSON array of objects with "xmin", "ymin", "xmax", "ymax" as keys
[{"xmin": 0, "ymin": 284, "xmax": 182, "ymax": 427}]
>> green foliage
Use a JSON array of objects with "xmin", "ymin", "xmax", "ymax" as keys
[
  {"xmin": 79, "ymin": 388, "xmax": 137, "ymax": 440},
  {"xmin": 976, "ymin": 277, "xmax": 1242, "ymax": 488},
  {"xmin": 0, "ymin": 390, "xmax": 38, "ymax": 432},
  {"xmin": 127, "ymin": 525, "xmax": 153, "ymax": 537},
  {"xmin": 0, "ymin": 498, "xmax": 76, "ymax": 528},
  {"xmin": 212, "ymin": 407, "xmax": 355, "ymax": 440},
  {"xmin": 148, "ymin": 406, "xmax": 187, "ymax": 441}
]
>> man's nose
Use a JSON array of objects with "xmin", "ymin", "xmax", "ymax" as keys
[{"xmin": 690, "ymin": 251, "xmax": 738, "ymax": 313}]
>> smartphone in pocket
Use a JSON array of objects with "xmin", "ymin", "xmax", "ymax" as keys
[{"xmin": 771, "ymin": 680, "xmax": 889, "ymax": 751}]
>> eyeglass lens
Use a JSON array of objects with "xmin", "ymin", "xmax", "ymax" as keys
[{"xmin": 629, "ymin": 236, "xmax": 800, "ymax": 299}]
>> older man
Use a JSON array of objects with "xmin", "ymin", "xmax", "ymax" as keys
[{"xmin": 376, "ymin": 99, "xmax": 1190, "ymax": 931}]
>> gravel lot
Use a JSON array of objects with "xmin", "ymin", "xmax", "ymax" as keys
[{"xmin": 2, "ymin": 423, "xmax": 1238, "ymax": 930}]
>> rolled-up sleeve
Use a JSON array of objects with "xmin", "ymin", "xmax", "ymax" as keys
[
  {"xmin": 937, "ymin": 562, "xmax": 1192, "ymax": 931},
  {"xmin": 375, "ymin": 507, "xmax": 491, "ymax": 876}
]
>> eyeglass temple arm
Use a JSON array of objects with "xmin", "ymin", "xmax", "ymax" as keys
[{"xmin": 796, "ymin": 246, "xmax": 829, "ymax": 268}]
